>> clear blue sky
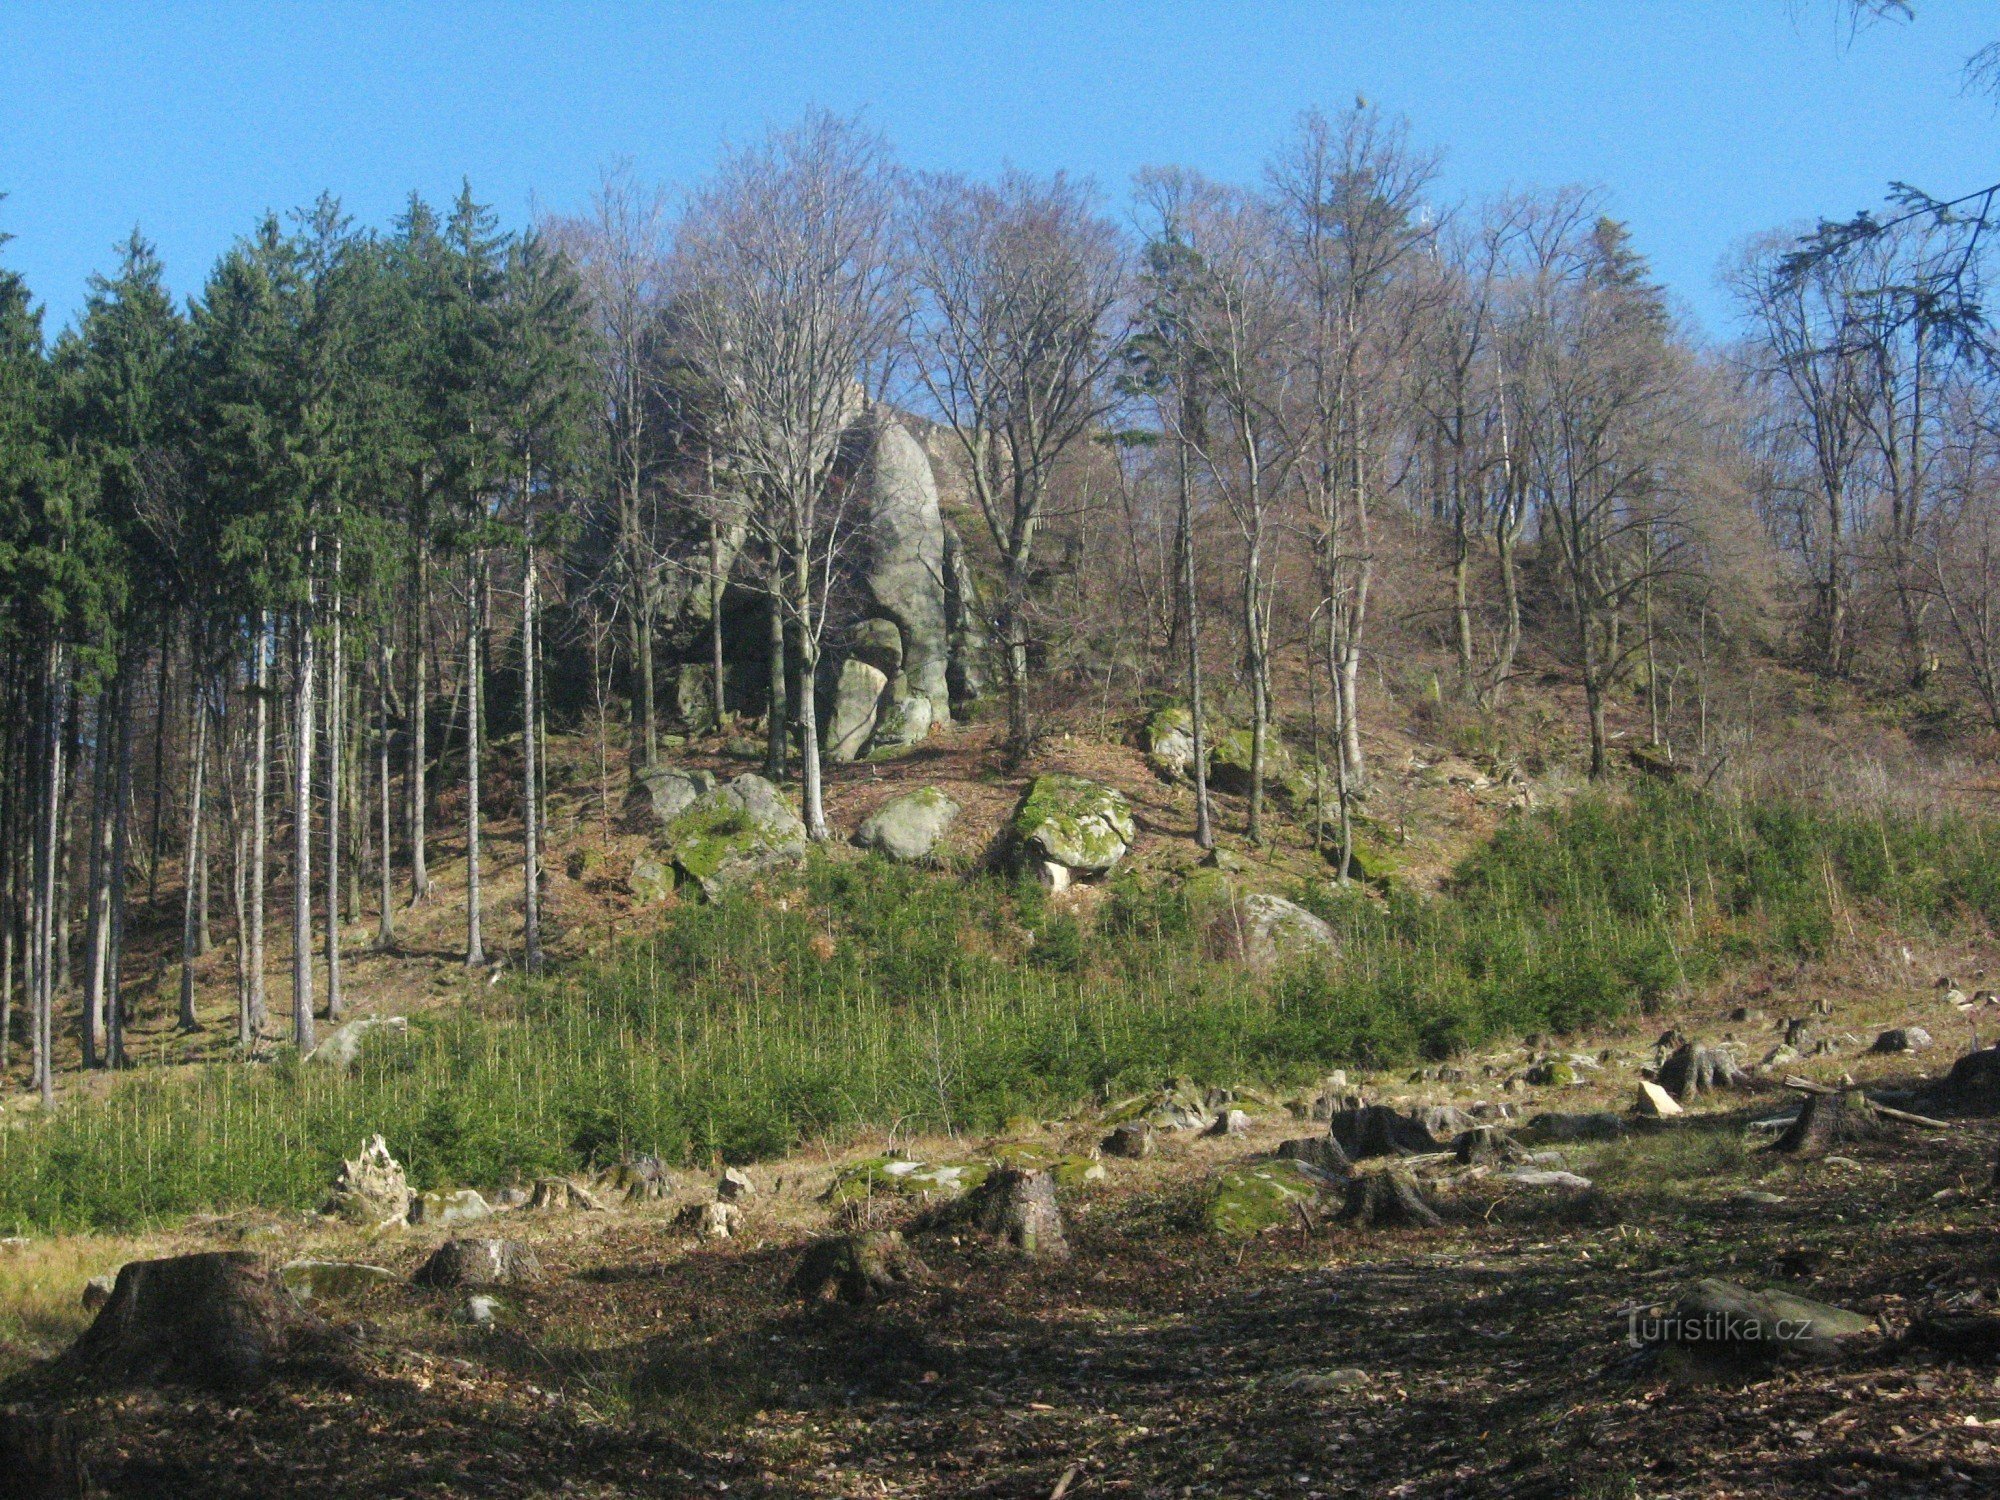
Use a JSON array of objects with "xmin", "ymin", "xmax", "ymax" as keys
[{"xmin": 1, "ymin": 2, "xmax": 1992, "ymax": 339}]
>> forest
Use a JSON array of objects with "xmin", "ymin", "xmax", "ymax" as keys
[
  {"xmin": 2, "ymin": 103, "xmax": 1992, "ymax": 1106},
  {"xmin": 7, "ymin": 71, "xmax": 2000, "ymax": 1495}
]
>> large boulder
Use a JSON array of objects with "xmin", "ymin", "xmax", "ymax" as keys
[
  {"xmin": 321, "ymin": 1135, "xmax": 411, "ymax": 1231},
  {"xmin": 58, "ymin": 1252, "xmax": 321, "ymax": 1390},
  {"xmin": 625, "ymin": 767, "xmax": 717, "ymax": 831},
  {"xmin": 1213, "ymin": 892, "xmax": 1337, "ymax": 972},
  {"xmin": 660, "ymin": 773, "xmax": 807, "ymax": 898},
  {"xmin": 856, "ymin": 787, "xmax": 960, "ymax": 864},
  {"xmin": 862, "ymin": 419, "xmax": 952, "ymax": 726},
  {"xmin": 1207, "ymin": 728, "xmax": 1295, "ymax": 798},
  {"xmin": 826, "ymin": 659, "xmax": 889, "ymax": 764},
  {"xmin": 1013, "ymin": 775, "xmax": 1135, "ymax": 888},
  {"xmin": 1145, "ymin": 705, "xmax": 1201, "ymax": 783}
]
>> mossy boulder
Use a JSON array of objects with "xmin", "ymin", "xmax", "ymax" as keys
[
  {"xmin": 1525, "ymin": 1059, "xmax": 1577, "ymax": 1088},
  {"xmin": 1211, "ymin": 891, "xmax": 1337, "ymax": 972},
  {"xmin": 986, "ymin": 1141, "xmax": 1106, "ymax": 1188},
  {"xmin": 867, "ymin": 693, "xmax": 935, "ymax": 757},
  {"xmin": 278, "ymin": 1259, "xmax": 397, "ymax": 1304},
  {"xmin": 624, "ymin": 767, "xmax": 716, "ymax": 831},
  {"xmin": 1204, "ymin": 1160, "xmax": 1327, "ymax": 1238},
  {"xmin": 628, "ymin": 854, "xmax": 675, "ymax": 905},
  {"xmin": 1207, "ymin": 728, "xmax": 1296, "ymax": 797},
  {"xmin": 1145, "ymin": 705, "xmax": 1202, "ymax": 783},
  {"xmin": 856, "ymin": 786, "xmax": 960, "ymax": 864},
  {"xmin": 1013, "ymin": 774, "xmax": 1135, "ymax": 885},
  {"xmin": 822, "ymin": 1156, "xmax": 991, "ymax": 1206},
  {"xmin": 660, "ymin": 773, "xmax": 807, "ymax": 898}
]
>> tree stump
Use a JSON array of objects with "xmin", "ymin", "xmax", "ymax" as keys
[
  {"xmin": 413, "ymin": 1238, "xmax": 543, "ymax": 1289},
  {"xmin": 56, "ymin": 1252, "xmax": 320, "ymax": 1390},
  {"xmin": 1657, "ymin": 1043, "xmax": 1747, "ymax": 1102},
  {"xmin": 970, "ymin": 1166, "xmax": 1070, "ymax": 1259},
  {"xmin": 1925, "ymin": 1044, "xmax": 2000, "ymax": 1116},
  {"xmin": 1782, "ymin": 1016, "xmax": 1814, "ymax": 1049},
  {"xmin": 0, "ymin": 1405, "xmax": 88, "ymax": 1500},
  {"xmin": 1102, "ymin": 1121, "xmax": 1155, "ymax": 1159},
  {"xmin": 789, "ymin": 1230, "xmax": 929, "ymax": 1304},
  {"xmin": 1770, "ymin": 1089, "xmax": 1882, "ymax": 1157},
  {"xmin": 529, "ymin": 1177, "xmax": 606, "ymax": 1213},
  {"xmin": 1452, "ymin": 1126, "xmax": 1530, "ymax": 1167},
  {"xmin": 1327, "ymin": 1105, "xmax": 1441, "ymax": 1160},
  {"xmin": 321, "ymin": 1135, "xmax": 412, "ymax": 1229},
  {"xmin": 1338, "ymin": 1171, "xmax": 1444, "ymax": 1229},
  {"xmin": 1275, "ymin": 1134, "xmax": 1354, "ymax": 1177}
]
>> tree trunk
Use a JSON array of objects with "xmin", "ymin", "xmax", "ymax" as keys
[
  {"xmin": 793, "ymin": 564, "xmax": 828, "ymax": 842},
  {"xmin": 764, "ymin": 533, "xmax": 787, "ymax": 782},
  {"xmin": 376, "ymin": 643, "xmax": 394, "ymax": 951},
  {"xmin": 465, "ymin": 559, "xmax": 486, "ymax": 969},
  {"xmin": 34, "ymin": 643, "xmax": 68, "ymax": 1106},
  {"xmin": 178, "ymin": 674, "xmax": 208, "ymax": 1031},
  {"xmin": 293, "ymin": 596, "xmax": 317, "ymax": 1053},
  {"xmin": 81, "ymin": 684, "xmax": 113, "ymax": 1068},
  {"xmin": 108, "ymin": 651, "xmax": 136, "ymax": 1065},
  {"xmin": 1177, "ymin": 435, "xmax": 1212, "ymax": 851},
  {"xmin": 325, "ymin": 557, "xmax": 344, "ymax": 1023},
  {"xmin": 408, "ymin": 537, "xmax": 430, "ymax": 906},
  {"xmin": 710, "ymin": 513, "xmax": 727, "ymax": 732},
  {"xmin": 247, "ymin": 612, "xmax": 269, "ymax": 1045},
  {"xmin": 1243, "ymin": 524, "xmax": 1267, "ymax": 845},
  {"xmin": 522, "ymin": 483, "xmax": 543, "ymax": 973}
]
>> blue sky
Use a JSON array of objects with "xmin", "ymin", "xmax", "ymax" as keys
[{"xmin": 0, "ymin": 2, "xmax": 1992, "ymax": 338}]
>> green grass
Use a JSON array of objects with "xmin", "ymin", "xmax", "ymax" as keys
[{"xmin": 2, "ymin": 785, "xmax": 1993, "ymax": 1233}]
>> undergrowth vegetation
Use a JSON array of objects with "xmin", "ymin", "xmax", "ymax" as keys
[{"xmin": 2, "ymin": 786, "xmax": 1993, "ymax": 1232}]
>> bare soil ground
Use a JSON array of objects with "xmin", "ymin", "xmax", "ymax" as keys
[{"xmin": 7, "ymin": 973, "xmax": 2000, "ymax": 1499}]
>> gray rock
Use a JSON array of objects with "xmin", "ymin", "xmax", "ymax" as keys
[
  {"xmin": 826, "ymin": 658, "xmax": 889, "ymax": 763},
  {"xmin": 863, "ymin": 418, "xmax": 952, "ymax": 725},
  {"xmin": 718, "ymin": 1167, "xmax": 755, "ymax": 1202},
  {"xmin": 1145, "ymin": 705, "xmax": 1200, "ymax": 783},
  {"xmin": 81, "ymin": 1273, "xmax": 116, "ymax": 1310},
  {"xmin": 1013, "ymin": 775, "xmax": 1135, "ymax": 885},
  {"xmin": 1651, "ymin": 1278, "xmax": 1876, "ymax": 1361},
  {"xmin": 662, "ymin": 773, "xmax": 808, "ymax": 898},
  {"xmin": 1209, "ymin": 1108, "xmax": 1254, "ymax": 1137},
  {"xmin": 628, "ymin": 854, "xmax": 674, "ymax": 905},
  {"xmin": 624, "ymin": 767, "xmax": 716, "ymax": 830},
  {"xmin": 868, "ymin": 691, "xmax": 933, "ymax": 756},
  {"xmin": 856, "ymin": 787, "xmax": 961, "ymax": 864},
  {"xmin": 1223, "ymin": 892, "xmax": 1337, "ymax": 972},
  {"xmin": 407, "ymin": 1188, "xmax": 492, "ymax": 1229},
  {"xmin": 305, "ymin": 1015, "xmax": 408, "ymax": 1071},
  {"xmin": 414, "ymin": 1239, "xmax": 542, "ymax": 1289},
  {"xmin": 848, "ymin": 617, "xmax": 904, "ymax": 676},
  {"xmin": 458, "ymin": 1293, "xmax": 503, "ymax": 1327}
]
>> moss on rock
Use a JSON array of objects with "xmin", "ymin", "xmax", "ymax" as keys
[
  {"xmin": 1204, "ymin": 1161, "xmax": 1325, "ymax": 1238},
  {"xmin": 1013, "ymin": 774, "xmax": 1135, "ymax": 876}
]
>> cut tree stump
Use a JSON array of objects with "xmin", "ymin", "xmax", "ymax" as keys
[
  {"xmin": 0, "ymin": 1405, "xmax": 88, "ymax": 1500},
  {"xmin": 1912, "ymin": 1312, "xmax": 2000, "ymax": 1358},
  {"xmin": 1651, "ymin": 1278, "xmax": 1875, "ymax": 1364},
  {"xmin": 413, "ymin": 1239, "xmax": 543, "ymax": 1289},
  {"xmin": 1276, "ymin": 1134, "xmax": 1354, "ymax": 1177},
  {"xmin": 1452, "ymin": 1126, "xmax": 1531, "ymax": 1166},
  {"xmin": 1923, "ymin": 1044, "xmax": 2000, "ymax": 1116},
  {"xmin": 56, "ymin": 1252, "xmax": 321, "ymax": 1390},
  {"xmin": 1657, "ymin": 1043, "xmax": 1748, "ymax": 1102},
  {"xmin": 1770, "ymin": 1089, "xmax": 1882, "ymax": 1157},
  {"xmin": 789, "ymin": 1230, "xmax": 929, "ymax": 1304},
  {"xmin": 969, "ymin": 1166, "xmax": 1070, "ymax": 1259},
  {"xmin": 1338, "ymin": 1171, "xmax": 1444, "ymax": 1229},
  {"xmin": 1327, "ymin": 1105, "xmax": 1442, "ymax": 1160}
]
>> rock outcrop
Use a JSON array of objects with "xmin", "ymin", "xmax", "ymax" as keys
[{"xmin": 1211, "ymin": 892, "xmax": 1336, "ymax": 972}]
